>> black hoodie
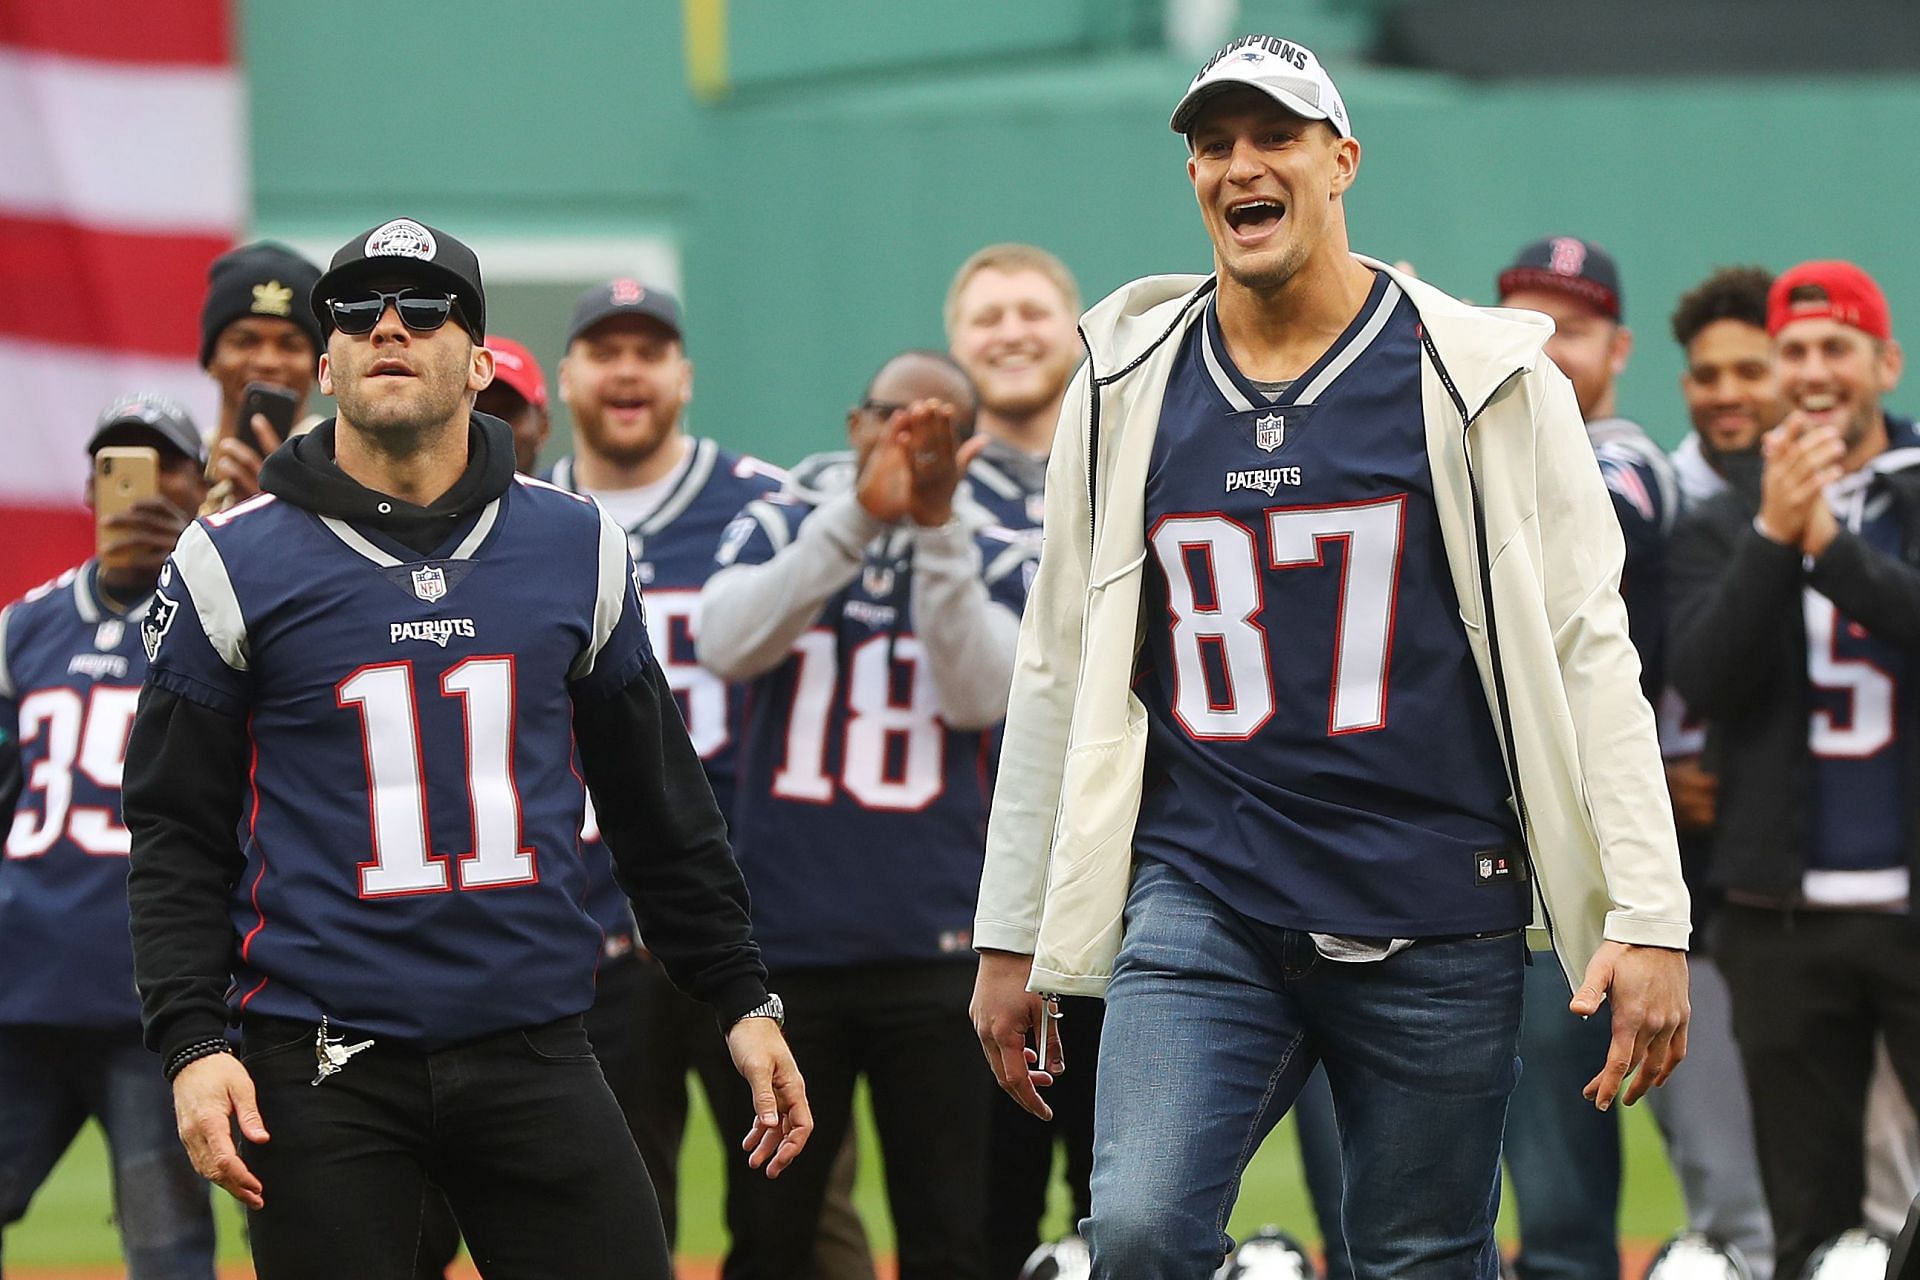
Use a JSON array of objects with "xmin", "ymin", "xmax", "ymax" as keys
[{"xmin": 126, "ymin": 414, "xmax": 768, "ymax": 1063}]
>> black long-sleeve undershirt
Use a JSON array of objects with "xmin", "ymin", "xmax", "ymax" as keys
[{"xmin": 125, "ymin": 659, "xmax": 768, "ymax": 1063}]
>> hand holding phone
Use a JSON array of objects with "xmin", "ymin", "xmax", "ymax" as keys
[
  {"xmin": 94, "ymin": 446, "xmax": 160, "ymax": 554},
  {"xmin": 237, "ymin": 382, "xmax": 299, "ymax": 457}
]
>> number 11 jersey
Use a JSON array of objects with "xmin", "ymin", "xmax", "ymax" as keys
[
  {"xmin": 143, "ymin": 478, "xmax": 652, "ymax": 1045},
  {"xmin": 1135, "ymin": 273, "xmax": 1527, "ymax": 939}
]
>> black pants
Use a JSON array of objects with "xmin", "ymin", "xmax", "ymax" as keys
[
  {"xmin": 716, "ymin": 961, "xmax": 990, "ymax": 1280},
  {"xmin": 986, "ymin": 994, "xmax": 1102, "ymax": 1280},
  {"xmin": 596, "ymin": 951, "xmax": 748, "ymax": 1250},
  {"xmin": 240, "ymin": 1013, "xmax": 669, "ymax": 1280},
  {"xmin": 1717, "ymin": 904, "xmax": 1920, "ymax": 1280}
]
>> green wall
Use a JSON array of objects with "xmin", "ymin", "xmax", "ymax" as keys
[{"xmin": 247, "ymin": 1, "xmax": 1920, "ymax": 463}]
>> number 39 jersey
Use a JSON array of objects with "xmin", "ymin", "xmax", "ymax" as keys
[
  {"xmin": 143, "ymin": 479, "xmax": 653, "ymax": 1045},
  {"xmin": 1134, "ymin": 275, "xmax": 1526, "ymax": 938},
  {"xmin": 722, "ymin": 497, "xmax": 1035, "ymax": 970},
  {"xmin": 0, "ymin": 564, "xmax": 150, "ymax": 1028}
]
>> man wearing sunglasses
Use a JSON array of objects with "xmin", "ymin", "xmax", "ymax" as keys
[
  {"xmin": 122, "ymin": 217, "xmax": 812, "ymax": 1279},
  {"xmin": 698, "ymin": 349, "xmax": 1035, "ymax": 1279}
]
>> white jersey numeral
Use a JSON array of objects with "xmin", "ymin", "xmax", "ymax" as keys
[
  {"xmin": 6, "ymin": 686, "xmax": 139, "ymax": 859},
  {"xmin": 771, "ymin": 630, "xmax": 946, "ymax": 811},
  {"xmin": 1805, "ymin": 594, "xmax": 1896, "ymax": 758},
  {"xmin": 336, "ymin": 656, "xmax": 535, "ymax": 898},
  {"xmin": 1149, "ymin": 497, "xmax": 1406, "ymax": 742},
  {"xmin": 644, "ymin": 589, "xmax": 729, "ymax": 760}
]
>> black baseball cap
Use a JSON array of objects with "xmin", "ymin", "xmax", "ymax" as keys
[
  {"xmin": 1497, "ymin": 236, "xmax": 1624, "ymax": 321},
  {"xmin": 86, "ymin": 393, "xmax": 207, "ymax": 465},
  {"xmin": 566, "ymin": 279, "xmax": 683, "ymax": 347},
  {"xmin": 311, "ymin": 218, "xmax": 486, "ymax": 341}
]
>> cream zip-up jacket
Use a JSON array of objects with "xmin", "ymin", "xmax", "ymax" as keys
[{"xmin": 973, "ymin": 256, "xmax": 1691, "ymax": 997}]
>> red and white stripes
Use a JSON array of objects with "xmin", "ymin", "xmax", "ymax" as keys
[{"xmin": 0, "ymin": 1, "xmax": 240, "ymax": 601}]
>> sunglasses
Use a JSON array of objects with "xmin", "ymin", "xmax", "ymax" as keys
[
  {"xmin": 326, "ymin": 289, "xmax": 463, "ymax": 336},
  {"xmin": 855, "ymin": 398, "xmax": 910, "ymax": 418}
]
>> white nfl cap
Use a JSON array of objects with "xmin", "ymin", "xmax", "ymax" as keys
[{"xmin": 1170, "ymin": 34, "xmax": 1351, "ymax": 138}]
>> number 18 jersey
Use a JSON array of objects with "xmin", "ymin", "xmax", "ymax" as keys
[{"xmin": 1134, "ymin": 274, "xmax": 1526, "ymax": 938}]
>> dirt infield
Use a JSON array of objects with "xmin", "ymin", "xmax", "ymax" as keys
[{"xmin": 11, "ymin": 1244, "xmax": 1667, "ymax": 1280}]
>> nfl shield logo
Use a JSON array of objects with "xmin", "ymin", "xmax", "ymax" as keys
[
  {"xmin": 1255, "ymin": 413, "xmax": 1285, "ymax": 452},
  {"xmin": 411, "ymin": 566, "xmax": 448, "ymax": 603}
]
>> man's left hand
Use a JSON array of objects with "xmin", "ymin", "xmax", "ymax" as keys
[
  {"xmin": 897, "ymin": 399, "xmax": 988, "ymax": 527},
  {"xmin": 1570, "ymin": 941, "xmax": 1689, "ymax": 1111},
  {"xmin": 725, "ymin": 1016, "xmax": 813, "ymax": 1178}
]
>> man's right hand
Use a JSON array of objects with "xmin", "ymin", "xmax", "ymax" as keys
[
  {"xmin": 172, "ymin": 1052, "xmax": 270, "ymax": 1208},
  {"xmin": 971, "ymin": 949, "xmax": 1061, "ymax": 1121},
  {"xmin": 1664, "ymin": 755, "xmax": 1718, "ymax": 832},
  {"xmin": 209, "ymin": 414, "xmax": 286, "ymax": 503}
]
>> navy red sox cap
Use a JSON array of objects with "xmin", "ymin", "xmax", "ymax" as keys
[
  {"xmin": 1497, "ymin": 236, "xmax": 1624, "ymax": 321},
  {"xmin": 566, "ymin": 279, "xmax": 684, "ymax": 347},
  {"xmin": 311, "ymin": 217, "xmax": 487, "ymax": 341}
]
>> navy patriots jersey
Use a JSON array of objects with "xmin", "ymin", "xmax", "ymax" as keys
[
  {"xmin": 549, "ymin": 441, "xmax": 785, "ymax": 948},
  {"xmin": 0, "ymin": 564, "xmax": 150, "ymax": 1027},
  {"xmin": 964, "ymin": 442, "xmax": 1046, "ymax": 535},
  {"xmin": 1133, "ymin": 275, "xmax": 1526, "ymax": 938},
  {"xmin": 1807, "ymin": 463, "xmax": 1918, "ymax": 876},
  {"xmin": 718, "ymin": 497, "xmax": 1036, "ymax": 969},
  {"xmin": 1588, "ymin": 417, "xmax": 1679, "ymax": 697},
  {"xmin": 141, "ymin": 478, "xmax": 652, "ymax": 1045}
]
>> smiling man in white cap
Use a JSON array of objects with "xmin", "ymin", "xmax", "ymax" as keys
[{"xmin": 969, "ymin": 35, "xmax": 1692, "ymax": 1279}]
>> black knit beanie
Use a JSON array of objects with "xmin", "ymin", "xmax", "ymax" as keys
[{"xmin": 199, "ymin": 241, "xmax": 325, "ymax": 368}]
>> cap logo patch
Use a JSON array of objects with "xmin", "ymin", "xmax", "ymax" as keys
[
  {"xmin": 610, "ymin": 278, "xmax": 644, "ymax": 305},
  {"xmin": 251, "ymin": 280, "xmax": 294, "ymax": 317},
  {"xmin": 1197, "ymin": 34, "xmax": 1310, "ymax": 79},
  {"xmin": 1549, "ymin": 237, "xmax": 1588, "ymax": 277},
  {"xmin": 365, "ymin": 219, "xmax": 437, "ymax": 262}
]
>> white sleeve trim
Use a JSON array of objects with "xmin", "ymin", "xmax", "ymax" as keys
[
  {"xmin": 171, "ymin": 522, "xmax": 249, "ymax": 671},
  {"xmin": 0, "ymin": 603, "xmax": 16, "ymax": 699},
  {"xmin": 576, "ymin": 504, "xmax": 632, "ymax": 679}
]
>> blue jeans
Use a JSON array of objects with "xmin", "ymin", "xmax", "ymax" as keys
[
  {"xmin": 1503, "ymin": 961, "xmax": 1620, "ymax": 1280},
  {"xmin": 1085, "ymin": 860, "xmax": 1525, "ymax": 1280},
  {"xmin": 0, "ymin": 1026, "xmax": 215, "ymax": 1280}
]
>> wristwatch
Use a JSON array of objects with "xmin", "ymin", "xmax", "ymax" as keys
[{"xmin": 737, "ymin": 993, "xmax": 785, "ymax": 1029}]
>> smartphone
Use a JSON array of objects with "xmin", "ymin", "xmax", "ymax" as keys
[
  {"xmin": 238, "ymin": 382, "xmax": 300, "ymax": 456},
  {"xmin": 94, "ymin": 446, "xmax": 159, "ymax": 553}
]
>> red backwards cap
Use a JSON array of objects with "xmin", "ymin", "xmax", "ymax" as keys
[
  {"xmin": 483, "ymin": 337, "xmax": 547, "ymax": 408},
  {"xmin": 1768, "ymin": 261, "xmax": 1891, "ymax": 341}
]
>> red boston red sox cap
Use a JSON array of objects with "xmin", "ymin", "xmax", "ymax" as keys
[
  {"xmin": 483, "ymin": 337, "xmax": 547, "ymax": 408},
  {"xmin": 1767, "ymin": 260, "xmax": 1891, "ymax": 340}
]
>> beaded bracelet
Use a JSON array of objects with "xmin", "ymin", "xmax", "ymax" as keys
[{"xmin": 164, "ymin": 1038, "xmax": 234, "ymax": 1080}]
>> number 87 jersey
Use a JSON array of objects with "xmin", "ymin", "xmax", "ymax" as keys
[{"xmin": 141, "ymin": 479, "xmax": 653, "ymax": 1045}]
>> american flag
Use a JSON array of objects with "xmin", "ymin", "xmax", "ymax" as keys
[{"xmin": 0, "ymin": 0, "xmax": 240, "ymax": 602}]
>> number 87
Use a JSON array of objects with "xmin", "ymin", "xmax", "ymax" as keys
[{"xmin": 1148, "ymin": 495, "xmax": 1405, "ymax": 741}]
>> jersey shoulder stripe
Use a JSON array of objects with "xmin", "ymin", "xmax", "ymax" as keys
[
  {"xmin": 171, "ymin": 521, "xmax": 249, "ymax": 671},
  {"xmin": 577, "ymin": 503, "xmax": 634, "ymax": 680}
]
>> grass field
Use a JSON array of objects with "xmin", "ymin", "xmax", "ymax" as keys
[{"xmin": 5, "ymin": 1082, "xmax": 1686, "ymax": 1275}]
